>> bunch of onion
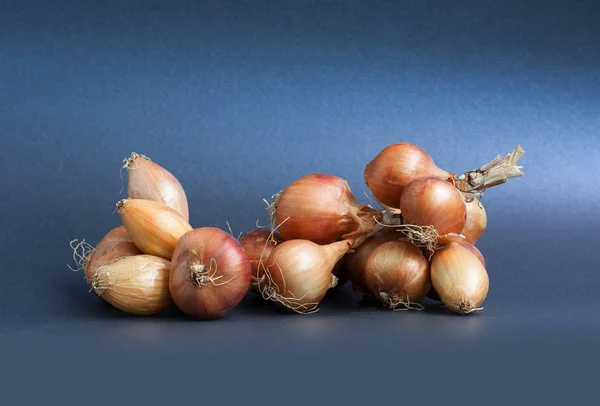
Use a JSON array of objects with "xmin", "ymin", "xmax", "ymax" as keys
[
  {"xmin": 71, "ymin": 153, "xmax": 195, "ymax": 316},
  {"xmin": 268, "ymin": 174, "xmax": 382, "ymax": 245}
]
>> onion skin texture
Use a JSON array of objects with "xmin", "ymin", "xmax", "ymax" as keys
[
  {"xmin": 400, "ymin": 177, "xmax": 467, "ymax": 235},
  {"xmin": 92, "ymin": 254, "xmax": 172, "ymax": 316},
  {"xmin": 258, "ymin": 239, "xmax": 350, "ymax": 313},
  {"xmin": 239, "ymin": 229, "xmax": 282, "ymax": 291},
  {"xmin": 364, "ymin": 143, "xmax": 449, "ymax": 208},
  {"xmin": 117, "ymin": 199, "xmax": 192, "ymax": 260},
  {"xmin": 169, "ymin": 228, "xmax": 251, "ymax": 320},
  {"xmin": 126, "ymin": 153, "xmax": 190, "ymax": 222},
  {"xmin": 364, "ymin": 241, "xmax": 430, "ymax": 309},
  {"xmin": 274, "ymin": 173, "xmax": 379, "ymax": 245},
  {"xmin": 84, "ymin": 226, "xmax": 141, "ymax": 291},
  {"xmin": 431, "ymin": 243, "xmax": 489, "ymax": 315},
  {"xmin": 462, "ymin": 198, "xmax": 487, "ymax": 244},
  {"xmin": 343, "ymin": 232, "xmax": 399, "ymax": 303}
]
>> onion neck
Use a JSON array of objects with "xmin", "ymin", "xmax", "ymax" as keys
[
  {"xmin": 342, "ymin": 206, "xmax": 383, "ymax": 247},
  {"xmin": 452, "ymin": 144, "xmax": 524, "ymax": 200},
  {"xmin": 324, "ymin": 240, "xmax": 352, "ymax": 263}
]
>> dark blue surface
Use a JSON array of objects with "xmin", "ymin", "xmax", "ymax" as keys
[{"xmin": 1, "ymin": 0, "xmax": 599, "ymax": 403}]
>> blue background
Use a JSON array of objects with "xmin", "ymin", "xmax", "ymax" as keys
[{"xmin": 1, "ymin": 0, "xmax": 598, "ymax": 403}]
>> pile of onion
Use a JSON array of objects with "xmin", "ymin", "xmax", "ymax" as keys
[{"xmin": 71, "ymin": 142, "xmax": 524, "ymax": 318}]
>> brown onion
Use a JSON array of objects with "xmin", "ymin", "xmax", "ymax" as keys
[
  {"xmin": 343, "ymin": 231, "xmax": 399, "ymax": 303},
  {"xmin": 364, "ymin": 143, "xmax": 449, "ymax": 208},
  {"xmin": 431, "ymin": 242, "xmax": 489, "ymax": 315},
  {"xmin": 462, "ymin": 198, "xmax": 487, "ymax": 244},
  {"xmin": 272, "ymin": 174, "xmax": 380, "ymax": 245},
  {"xmin": 400, "ymin": 177, "xmax": 467, "ymax": 235},
  {"xmin": 426, "ymin": 238, "xmax": 485, "ymax": 302},
  {"xmin": 169, "ymin": 228, "xmax": 251, "ymax": 319},
  {"xmin": 83, "ymin": 226, "xmax": 141, "ymax": 291},
  {"xmin": 117, "ymin": 198, "xmax": 192, "ymax": 260},
  {"xmin": 124, "ymin": 153, "xmax": 189, "ymax": 222},
  {"xmin": 364, "ymin": 241, "xmax": 430, "ymax": 310},
  {"xmin": 91, "ymin": 254, "xmax": 172, "ymax": 316},
  {"xmin": 239, "ymin": 229, "xmax": 283, "ymax": 291},
  {"xmin": 257, "ymin": 239, "xmax": 351, "ymax": 313}
]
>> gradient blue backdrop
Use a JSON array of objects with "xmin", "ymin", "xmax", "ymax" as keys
[{"xmin": 1, "ymin": 0, "xmax": 598, "ymax": 403}]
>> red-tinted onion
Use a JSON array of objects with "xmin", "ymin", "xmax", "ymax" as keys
[
  {"xmin": 273, "ymin": 174, "xmax": 380, "ymax": 245},
  {"xmin": 169, "ymin": 227, "xmax": 251, "ymax": 319}
]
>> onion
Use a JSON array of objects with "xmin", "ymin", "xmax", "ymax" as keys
[
  {"xmin": 257, "ymin": 239, "xmax": 351, "ymax": 313},
  {"xmin": 123, "ymin": 153, "xmax": 189, "ymax": 222},
  {"xmin": 84, "ymin": 226, "xmax": 141, "ymax": 290},
  {"xmin": 364, "ymin": 143, "xmax": 449, "ymax": 208},
  {"xmin": 342, "ymin": 231, "xmax": 399, "ymax": 303},
  {"xmin": 117, "ymin": 198, "xmax": 192, "ymax": 260},
  {"xmin": 364, "ymin": 241, "xmax": 430, "ymax": 310},
  {"xmin": 169, "ymin": 227, "xmax": 251, "ymax": 319},
  {"xmin": 431, "ymin": 242, "xmax": 489, "ymax": 315},
  {"xmin": 426, "ymin": 237, "xmax": 485, "ymax": 302},
  {"xmin": 462, "ymin": 198, "xmax": 487, "ymax": 244},
  {"xmin": 239, "ymin": 228, "xmax": 283, "ymax": 291},
  {"xmin": 400, "ymin": 177, "xmax": 466, "ymax": 235},
  {"xmin": 70, "ymin": 226, "xmax": 141, "ymax": 292},
  {"xmin": 91, "ymin": 254, "xmax": 172, "ymax": 316},
  {"xmin": 272, "ymin": 174, "xmax": 380, "ymax": 245}
]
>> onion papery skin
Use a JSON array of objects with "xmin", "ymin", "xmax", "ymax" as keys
[
  {"xmin": 84, "ymin": 226, "xmax": 141, "ymax": 291},
  {"xmin": 170, "ymin": 228, "xmax": 251, "ymax": 320},
  {"xmin": 431, "ymin": 243, "xmax": 489, "ymax": 315},
  {"xmin": 274, "ymin": 174, "xmax": 380, "ymax": 245},
  {"xmin": 257, "ymin": 239, "xmax": 350, "ymax": 313},
  {"xmin": 364, "ymin": 241, "xmax": 431, "ymax": 310},
  {"xmin": 364, "ymin": 143, "xmax": 449, "ymax": 208},
  {"xmin": 400, "ymin": 177, "xmax": 467, "ymax": 235},
  {"xmin": 126, "ymin": 153, "xmax": 190, "ymax": 222}
]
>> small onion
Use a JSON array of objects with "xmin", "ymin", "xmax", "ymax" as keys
[
  {"xmin": 462, "ymin": 198, "xmax": 487, "ymax": 244},
  {"xmin": 343, "ymin": 232, "xmax": 399, "ymax": 303},
  {"xmin": 426, "ymin": 238, "xmax": 485, "ymax": 302},
  {"xmin": 364, "ymin": 143, "xmax": 449, "ymax": 208},
  {"xmin": 239, "ymin": 229, "xmax": 283, "ymax": 291},
  {"xmin": 400, "ymin": 177, "xmax": 467, "ymax": 235},
  {"xmin": 257, "ymin": 239, "xmax": 351, "ymax": 313},
  {"xmin": 117, "ymin": 198, "xmax": 192, "ymax": 260},
  {"xmin": 169, "ymin": 227, "xmax": 251, "ymax": 319},
  {"xmin": 273, "ymin": 174, "xmax": 380, "ymax": 245},
  {"xmin": 124, "ymin": 152, "xmax": 190, "ymax": 222},
  {"xmin": 364, "ymin": 241, "xmax": 430, "ymax": 310},
  {"xmin": 83, "ymin": 226, "xmax": 141, "ymax": 291},
  {"xmin": 91, "ymin": 254, "xmax": 172, "ymax": 316},
  {"xmin": 431, "ymin": 242, "xmax": 489, "ymax": 315}
]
